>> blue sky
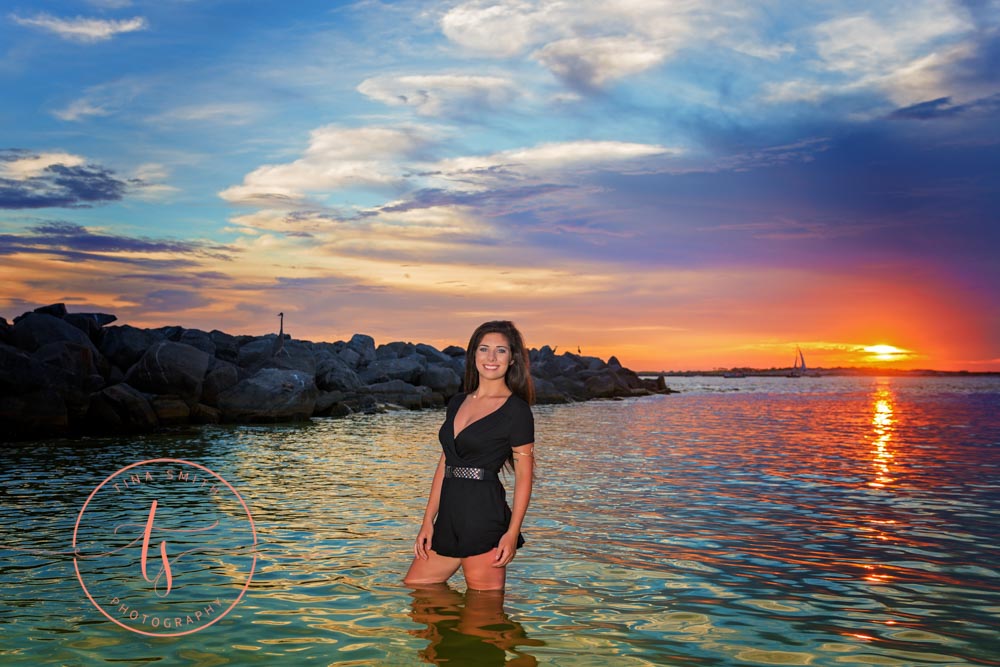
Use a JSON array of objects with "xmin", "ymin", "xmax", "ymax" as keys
[{"xmin": 1, "ymin": 0, "xmax": 998, "ymax": 370}]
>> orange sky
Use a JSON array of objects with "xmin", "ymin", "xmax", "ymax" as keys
[{"xmin": 2, "ymin": 246, "xmax": 994, "ymax": 372}]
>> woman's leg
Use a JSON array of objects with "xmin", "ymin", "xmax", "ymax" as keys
[
  {"xmin": 460, "ymin": 548, "xmax": 507, "ymax": 591},
  {"xmin": 404, "ymin": 548, "xmax": 462, "ymax": 585}
]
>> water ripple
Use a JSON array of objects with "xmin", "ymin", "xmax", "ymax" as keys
[{"xmin": 1, "ymin": 376, "xmax": 998, "ymax": 665}]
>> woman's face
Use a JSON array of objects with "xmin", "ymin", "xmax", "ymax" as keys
[{"xmin": 475, "ymin": 332, "xmax": 512, "ymax": 382}]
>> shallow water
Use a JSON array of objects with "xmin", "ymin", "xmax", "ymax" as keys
[{"xmin": 1, "ymin": 376, "xmax": 999, "ymax": 665}]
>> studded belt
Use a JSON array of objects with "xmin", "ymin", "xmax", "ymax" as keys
[{"xmin": 444, "ymin": 465, "xmax": 498, "ymax": 481}]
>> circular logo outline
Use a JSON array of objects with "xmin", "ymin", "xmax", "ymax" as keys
[{"xmin": 73, "ymin": 458, "xmax": 258, "ymax": 637}]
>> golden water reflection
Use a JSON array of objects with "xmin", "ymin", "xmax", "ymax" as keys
[
  {"xmin": 869, "ymin": 383, "xmax": 897, "ymax": 488},
  {"xmin": 408, "ymin": 585, "xmax": 543, "ymax": 666}
]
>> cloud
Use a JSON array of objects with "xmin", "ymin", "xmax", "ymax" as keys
[
  {"xmin": 219, "ymin": 124, "xmax": 433, "ymax": 206},
  {"xmin": 129, "ymin": 163, "xmax": 180, "ymax": 200},
  {"xmin": 357, "ymin": 74, "xmax": 520, "ymax": 116},
  {"xmin": 0, "ymin": 150, "xmax": 128, "ymax": 209},
  {"xmin": 87, "ymin": 0, "xmax": 134, "ymax": 8},
  {"xmin": 438, "ymin": 0, "xmax": 732, "ymax": 89},
  {"xmin": 429, "ymin": 140, "xmax": 677, "ymax": 189},
  {"xmin": 889, "ymin": 92, "xmax": 1000, "ymax": 120},
  {"xmin": 0, "ymin": 221, "xmax": 232, "ymax": 260},
  {"xmin": 764, "ymin": 2, "xmax": 985, "ymax": 109},
  {"xmin": 440, "ymin": 1, "xmax": 548, "ymax": 57},
  {"xmin": 52, "ymin": 79, "xmax": 146, "ymax": 122},
  {"xmin": 532, "ymin": 36, "xmax": 670, "ymax": 90},
  {"xmin": 11, "ymin": 13, "xmax": 148, "ymax": 43},
  {"xmin": 53, "ymin": 99, "xmax": 112, "ymax": 122},
  {"xmin": 220, "ymin": 129, "xmax": 679, "ymax": 262},
  {"xmin": 150, "ymin": 103, "xmax": 261, "ymax": 126}
]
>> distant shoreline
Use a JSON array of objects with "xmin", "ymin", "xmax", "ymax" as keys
[{"xmin": 639, "ymin": 368, "xmax": 1000, "ymax": 377}]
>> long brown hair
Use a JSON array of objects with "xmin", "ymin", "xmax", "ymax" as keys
[{"xmin": 463, "ymin": 320, "xmax": 535, "ymax": 405}]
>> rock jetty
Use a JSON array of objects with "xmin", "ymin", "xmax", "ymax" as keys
[{"xmin": 0, "ymin": 304, "xmax": 671, "ymax": 441}]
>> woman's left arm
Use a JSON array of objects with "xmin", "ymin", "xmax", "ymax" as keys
[{"xmin": 494, "ymin": 443, "xmax": 534, "ymax": 567}]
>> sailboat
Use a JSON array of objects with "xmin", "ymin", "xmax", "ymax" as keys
[{"xmin": 787, "ymin": 346, "xmax": 807, "ymax": 377}]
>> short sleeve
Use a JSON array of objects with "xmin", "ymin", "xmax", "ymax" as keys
[{"xmin": 508, "ymin": 397, "xmax": 534, "ymax": 448}]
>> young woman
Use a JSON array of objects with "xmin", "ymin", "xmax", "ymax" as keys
[{"xmin": 404, "ymin": 321, "xmax": 535, "ymax": 591}]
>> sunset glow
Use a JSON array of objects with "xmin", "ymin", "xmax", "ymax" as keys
[{"xmin": 1, "ymin": 2, "xmax": 997, "ymax": 371}]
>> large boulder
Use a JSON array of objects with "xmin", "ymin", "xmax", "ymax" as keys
[
  {"xmin": 216, "ymin": 369, "xmax": 318, "ymax": 422},
  {"xmin": 359, "ymin": 354, "xmax": 426, "ymax": 384},
  {"xmin": 583, "ymin": 370, "xmax": 620, "ymax": 398},
  {"xmin": 347, "ymin": 334, "xmax": 376, "ymax": 366},
  {"xmin": 154, "ymin": 325, "xmax": 184, "ymax": 341},
  {"xmin": 64, "ymin": 312, "xmax": 116, "ymax": 343},
  {"xmin": 365, "ymin": 379, "xmax": 432, "ymax": 409},
  {"xmin": 33, "ymin": 341, "xmax": 105, "ymax": 392},
  {"xmin": 34, "ymin": 303, "xmax": 68, "ymax": 318},
  {"xmin": 210, "ymin": 330, "xmax": 240, "ymax": 363},
  {"xmin": 237, "ymin": 337, "xmax": 315, "ymax": 374},
  {"xmin": 612, "ymin": 367, "xmax": 645, "ymax": 390},
  {"xmin": 336, "ymin": 346, "xmax": 362, "ymax": 369},
  {"xmin": 201, "ymin": 359, "xmax": 241, "ymax": 406},
  {"xmin": 532, "ymin": 376, "xmax": 568, "ymax": 404},
  {"xmin": 87, "ymin": 383, "xmax": 158, "ymax": 429},
  {"xmin": 552, "ymin": 375, "xmax": 588, "ymax": 401},
  {"xmin": 418, "ymin": 364, "xmax": 461, "ymax": 395},
  {"xmin": 101, "ymin": 325, "xmax": 166, "ymax": 371},
  {"xmin": 125, "ymin": 341, "xmax": 210, "ymax": 401},
  {"xmin": 10, "ymin": 312, "xmax": 99, "ymax": 354},
  {"xmin": 376, "ymin": 341, "xmax": 415, "ymax": 359},
  {"xmin": 179, "ymin": 329, "xmax": 216, "ymax": 357},
  {"xmin": 556, "ymin": 353, "xmax": 587, "ymax": 374},
  {"xmin": 315, "ymin": 351, "xmax": 363, "ymax": 391},
  {"xmin": 642, "ymin": 374, "xmax": 669, "ymax": 393},
  {"xmin": 415, "ymin": 343, "xmax": 451, "ymax": 364},
  {"xmin": 1, "ymin": 343, "xmax": 57, "ymax": 394}
]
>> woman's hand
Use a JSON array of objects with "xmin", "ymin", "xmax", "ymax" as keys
[
  {"xmin": 492, "ymin": 531, "xmax": 519, "ymax": 567},
  {"xmin": 414, "ymin": 523, "xmax": 434, "ymax": 560}
]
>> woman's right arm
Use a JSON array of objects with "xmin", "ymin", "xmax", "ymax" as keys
[{"xmin": 414, "ymin": 454, "xmax": 446, "ymax": 560}]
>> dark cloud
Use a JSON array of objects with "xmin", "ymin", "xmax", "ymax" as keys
[
  {"xmin": 0, "ymin": 221, "xmax": 236, "ymax": 268},
  {"xmin": 889, "ymin": 94, "xmax": 1000, "ymax": 120},
  {"xmin": 0, "ymin": 150, "xmax": 129, "ymax": 209}
]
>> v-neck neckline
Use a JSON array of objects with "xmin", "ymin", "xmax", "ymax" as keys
[{"xmin": 453, "ymin": 392, "xmax": 512, "ymax": 441}]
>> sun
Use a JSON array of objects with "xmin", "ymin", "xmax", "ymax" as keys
[{"xmin": 862, "ymin": 344, "xmax": 913, "ymax": 363}]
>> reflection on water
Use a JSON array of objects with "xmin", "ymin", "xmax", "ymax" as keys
[
  {"xmin": 408, "ymin": 585, "xmax": 542, "ymax": 665},
  {"xmin": 1, "ymin": 376, "xmax": 999, "ymax": 665},
  {"xmin": 869, "ymin": 382, "xmax": 897, "ymax": 488}
]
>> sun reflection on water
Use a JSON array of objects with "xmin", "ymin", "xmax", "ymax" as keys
[{"xmin": 868, "ymin": 384, "xmax": 897, "ymax": 488}]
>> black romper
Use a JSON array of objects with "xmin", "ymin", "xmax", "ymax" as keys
[{"xmin": 431, "ymin": 392, "xmax": 534, "ymax": 558}]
